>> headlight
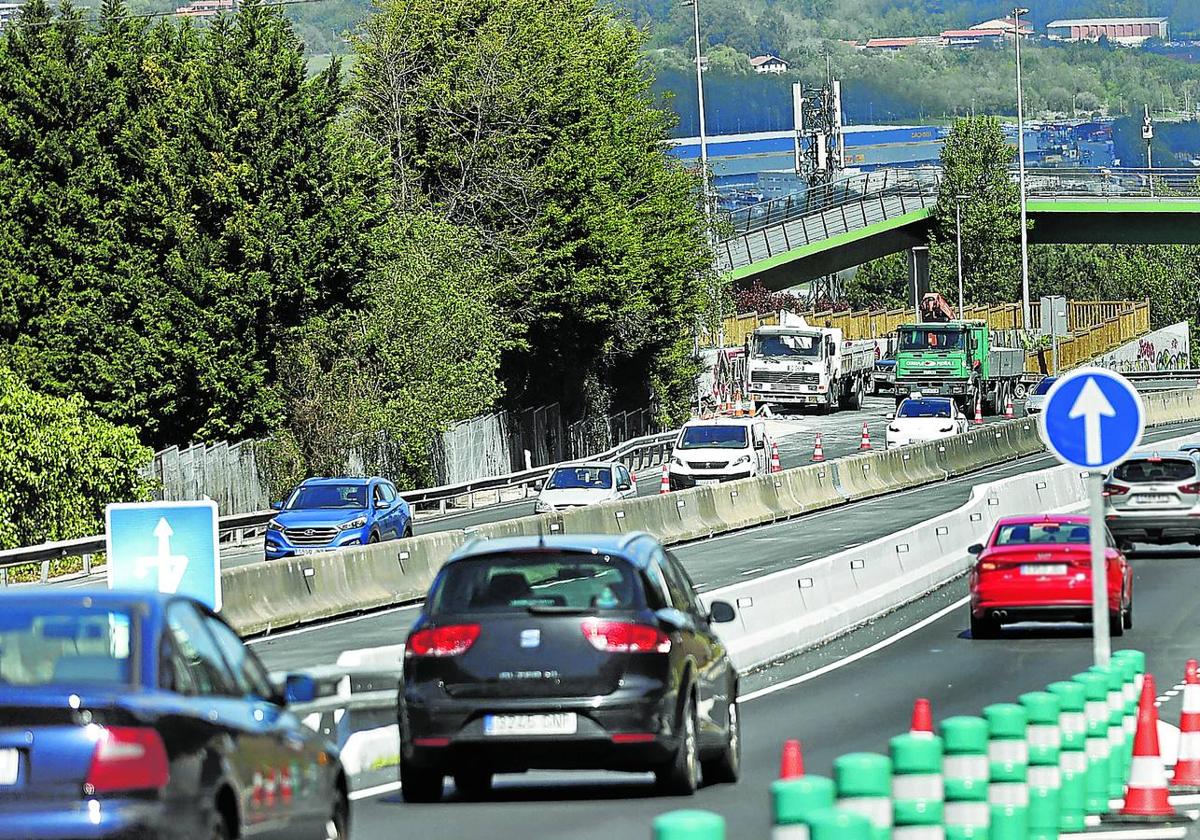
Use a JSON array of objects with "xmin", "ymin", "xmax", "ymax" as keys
[
  {"xmin": 535, "ymin": 500, "xmax": 554, "ymax": 513},
  {"xmin": 671, "ymin": 456, "xmax": 684, "ymax": 467},
  {"xmin": 733, "ymin": 455, "xmax": 751, "ymax": 466},
  {"xmin": 267, "ymin": 518, "xmax": 283, "ymax": 531},
  {"xmin": 339, "ymin": 516, "xmax": 368, "ymax": 531}
]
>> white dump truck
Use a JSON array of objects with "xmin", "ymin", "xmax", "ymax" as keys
[{"xmin": 746, "ymin": 314, "xmax": 876, "ymax": 413}]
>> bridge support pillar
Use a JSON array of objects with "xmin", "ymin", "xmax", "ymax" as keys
[{"xmin": 908, "ymin": 247, "xmax": 930, "ymax": 317}]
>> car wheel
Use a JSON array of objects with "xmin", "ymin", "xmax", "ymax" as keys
[
  {"xmin": 1109, "ymin": 610, "xmax": 1125, "ymax": 637},
  {"xmin": 400, "ymin": 755, "xmax": 445, "ymax": 803},
  {"xmin": 325, "ymin": 785, "xmax": 350, "ymax": 839},
  {"xmin": 701, "ymin": 696, "xmax": 741, "ymax": 784},
  {"xmin": 208, "ymin": 810, "xmax": 232, "ymax": 840},
  {"xmin": 970, "ymin": 613, "xmax": 999, "ymax": 639},
  {"xmin": 368, "ymin": 531, "xmax": 380, "ymax": 545},
  {"xmin": 403, "ymin": 525, "xmax": 413, "ymax": 540},
  {"xmin": 453, "ymin": 770, "xmax": 493, "ymax": 801},
  {"xmin": 656, "ymin": 694, "xmax": 699, "ymax": 796},
  {"xmin": 1123, "ymin": 599, "xmax": 1133, "ymax": 630}
]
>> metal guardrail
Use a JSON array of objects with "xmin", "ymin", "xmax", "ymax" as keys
[
  {"xmin": 1023, "ymin": 167, "xmax": 1200, "ymax": 199},
  {"xmin": 0, "ymin": 429, "xmax": 681, "ymax": 583}
]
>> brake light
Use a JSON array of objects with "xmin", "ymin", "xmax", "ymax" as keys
[
  {"xmin": 1103, "ymin": 483, "xmax": 1130, "ymax": 497},
  {"xmin": 581, "ymin": 619, "xmax": 671, "ymax": 653},
  {"xmin": 978, "ymin": 562, "xmax": 998, "ymax": 571},
  {"xmin": 1180, "ymin": 483, "xmax": 1200, "ymax": 495},
  {"xmin": 84, "ymin": 726, "xmax": 170, "ymax": 794},
  {"xmin": 406, "ymin": 624, "xmax": 481, "ymax": 657}
]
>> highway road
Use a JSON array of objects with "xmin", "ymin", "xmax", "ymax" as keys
[{"xmin": 247, "ymin": 420, "xmax": 1200, "ymax": 840}]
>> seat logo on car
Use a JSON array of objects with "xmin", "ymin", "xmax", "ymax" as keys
[{"xmin": 520, "ymin": 629, "xmax": 541, "ymax": 648}]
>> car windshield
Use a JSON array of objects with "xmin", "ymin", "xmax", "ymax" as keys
[
  {"xmin": 897, "ymin": 399, "xmax": 953, "ymax": 419},
  {"xmin": 752, "ymin": 333, "xmax": 820, "ymax": 358},
  {"xmin": 1112, "ymin": 458, "xmax": 1197, "ymax": 483},
  {"xmin": 0, "ymin": 605, "xmax": 135, "ymax": 687},
  {"xmin": 898, "ymin": 328, "xmax": 966, "ymax": 351},
  {"xmin": 428, "ymin": 552, "xmax": 641, "ymax": 614},
  {"xmin": 678, "ymin": 425, "xmax": 749, "ymax": 449},
  {"xmin": 286, "ymin": 483, "xmax": 368, "ymax": 509},
  {"xmin": 546, "ymin": 467, "xmax": 612, "ymax": 490},
  {"xmin": 1033, "ymin": 377, "xmax": 1058, "ymax": 396},
  {"xmin": 995, "ymin": 522, "xmax": 1090, "ymax": 545}
]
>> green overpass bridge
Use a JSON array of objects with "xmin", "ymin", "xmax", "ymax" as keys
[{"xmin": 721, "ymin": 168, "xmax": 1200, "ymax": 290}]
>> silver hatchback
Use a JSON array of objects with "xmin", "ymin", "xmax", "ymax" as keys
[{"xmin": 1104, "ymin": 451, "xmax": 1200, "ymax": 549}]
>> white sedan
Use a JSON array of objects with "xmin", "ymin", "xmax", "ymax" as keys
[
  {"xmin": 886, "ymin": 396, "xmax": 969, "ymax": 449},
  {"xmin": 534, "ymin": 461, "xmax": 637, "ymax": 512}
]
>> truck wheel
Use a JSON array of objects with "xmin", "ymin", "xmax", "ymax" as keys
[
  {"xmin": 848, "ymin": 378, "xmax": 864, "ymax": 411},
  {"xmin": 1013, "ymin": 382, "xmax": 1028, "ymax": 400}
]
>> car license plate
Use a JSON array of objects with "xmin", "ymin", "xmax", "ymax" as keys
[
  {"xmin": 1021, "ymin": 564, "xmax": 1067, "ymax": 576},
  {"xmin": 0, "ymin": 749, "xmax": 18, "ymax": 785},
  {"xmin": 696, "ymin": 479, "xmax": 719, "ymax": 487},
  {"xmin": 484, "ymin": 713, "xmax": 577, "ymax": 737},
  {"xmin": 295, "ymin": 548, "xmax": 336, "ymax": 555},
  {"xmin": 1134, "ymin": 494, "xmax": 1172, "ymax": 506}
]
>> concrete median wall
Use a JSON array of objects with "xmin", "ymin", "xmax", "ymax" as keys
[{"xmin": 222, "ymin": 387, "xmax": 1200, "ymax": 637}]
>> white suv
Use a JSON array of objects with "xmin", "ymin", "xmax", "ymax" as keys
[{"xmin": 668, "ymin": 418, "xmax": 771, "ymax": 490}]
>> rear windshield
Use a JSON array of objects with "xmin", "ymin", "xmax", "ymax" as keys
[
  {"xmin": 898, "ymin": 399, "xmax": 953, "ymax": 419},
  {"xmin": 546, "ymin": 467, "xmax": 612, "ymax": 490},
  {"xmin": 428, "ymin": 552, "xmax": 641, "ymax": 614},
  {"xmin": 0, "ymin": 606, "xmax": 135, "ymax": 687},
  {"xmin": 1112, "ymin": 458, "xmax": 1197, "ymax": 483},
  {"xmin": 1033, "ymin": 377, "xmax": 1057, "ymax": 395},
  {"xmin": 995, "ymin": 523, "xmax": 1089, "ymax": 545},
  {"xmin": 678, "ymin": 426, "xmax": 748, "ymax": 449}
]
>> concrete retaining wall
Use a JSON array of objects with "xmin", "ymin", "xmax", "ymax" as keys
[{"xmin": 222, "ymin": 388, "xmax": 1200, "ymax": 637}]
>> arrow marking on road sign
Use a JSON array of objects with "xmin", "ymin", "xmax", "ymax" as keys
[
  {"xmin": 1068, "ymin": 376, "xmax": 1117, "ymax": 466},
  {"xmin": 136, "ymin": 517, "xmax": 190, "ymax": 594}
]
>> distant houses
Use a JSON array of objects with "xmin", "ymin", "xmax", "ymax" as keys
[
  {"xmin": 1046, "ymin": 17, "xmax": 1169, "ymax": 46},
  {"xmin": 749, "ymin": 55, "xmax": 789, "ymax": 74},
  {"xmin": 174, "ymin": 0, "xmax": 233, "ymax": 18},
  {"xmin": 851, "ymin": 14, "xmax": 1167, "ymax": 54}
]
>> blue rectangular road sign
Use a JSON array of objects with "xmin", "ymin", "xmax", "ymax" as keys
[{"xmin": 105, "ymin": 501, "xmax": 221, "ymax": 611}]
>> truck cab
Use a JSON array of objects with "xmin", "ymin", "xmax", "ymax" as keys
[
  {"xmin": 668, "ymin": 417, "xmax": 770, "ymax": 490},
  {"xmin": 746, "ymin": 315, "xmax": 873, "ymax": 413},
  {"xmin": 893, "ymin": 320, "xmax": 1024, "ymax": 415}
]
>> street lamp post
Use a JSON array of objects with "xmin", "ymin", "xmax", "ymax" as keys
[
  {"xmin": 1013, "ymin": 7, "xmax": 1031, "ymax": 334},
  {"xmin": 955, "ymin": 196, "xmax": 967, "ymax": 319},
  {"xmin": 685, "ymin": 0, "xmax": 713, "ymax": 234}
]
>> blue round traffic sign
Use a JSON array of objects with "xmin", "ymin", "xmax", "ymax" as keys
[{"xmin": 1038, "ymin": 367, "xmax": 1145, "ymax": 470}]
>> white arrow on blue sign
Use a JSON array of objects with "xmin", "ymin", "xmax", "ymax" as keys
[
  {"xmin": 105, "ymin": 500, "xmax": 221, "ymax": 611},
  {"xmin": 1038, "ymin": 367, "xmax": 1145, "ymax": 471}
]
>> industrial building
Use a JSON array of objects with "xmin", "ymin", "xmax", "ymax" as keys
[{"xmin": 1046, "ymin": 17, "xmax": 1169, "ymax": 46}]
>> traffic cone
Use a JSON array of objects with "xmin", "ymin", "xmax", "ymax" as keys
[
  {"xmin": 973, "ymin": 395, "xmax": 983, "ymax": 426},
  {"xmin": 858, "ymin": 422, "xmax": 872, "ymax": 451},
  {"xmin": 812, "ymin": 433, "xmax": 826, "ymax": 463},
  {"xmin": 910, "ymin": 697, "xmax": 935, "ymax": 737},
  {"xmin": 749, "ymin": 395, "xmax": 757, "ymax": 416},
  {"xmin": 1172, "ymin": 660, "xmax": 1200, "ymax": 790},
  {"xmin": 780, "ymin": 738, "xmax": 805, "ymax": 779},
  {"xmin": 770, "ymin": 441, "xmax": 782, "ymax": 473},
  {"xmin": 659, "ymin": 462, "xmax": 670, "ymax": 495},
  {"xmin": 734, "ymin": 391, "xmax": 745, "ymax": 417},
  {"xmin": 1005, "ymin": 396, "xmax": 1014, "ymax": 419},
  {"xmin": 1117, "ymin": 674, "xmax": 1176, "ymax": 819}
]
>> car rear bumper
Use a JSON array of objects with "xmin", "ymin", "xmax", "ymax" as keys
[
  {"xmin": 973, "ymin": 604, "xmax": 1107, "ymax": 624},
  {"xmin": 1105, "ymin": 512, "xmax": 1200, "ymax": 543},
  {"xmin": 400, "ymin": 689, "xmax": 677, "ymax": 773}
]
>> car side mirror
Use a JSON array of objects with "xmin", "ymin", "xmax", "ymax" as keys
[
  {"xmin": 270, "ymin": 501, "xmax": 283, "ymax": 511},
  {"xmin": 375, "ymin": 500, "xmax": 392, "ymax": 510},
  {"xmin": 968, "ymin": 543, "xmax": 984, "ymax": 556},
  {"xmin": 618, "ymin": 482, "xmax": 631, "ymax": 491},
  {"xmin": 284, "ymin": 673, "xmax": 317, "ymax": 705},
  {"xmin": 709, "ymin": 600, "xmax": 737, "ymax": 624}
]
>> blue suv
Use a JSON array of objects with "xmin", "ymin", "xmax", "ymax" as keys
[{"xmin": 265, "ymin": 476, "xmax": 413, "ymax": 560}]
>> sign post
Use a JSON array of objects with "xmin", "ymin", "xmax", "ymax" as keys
[
  {"xmin": 1038, "ymin": 368, "xmax": 1144, "ymax": 666},
  {"xmin": 106, "ymin": 500, "xmax": 221, "ymax": 611}
]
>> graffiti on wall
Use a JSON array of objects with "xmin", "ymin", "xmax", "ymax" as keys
[{"xmin": 1094, "ymin": 322, "xmax": 1191, "ymax": 372}]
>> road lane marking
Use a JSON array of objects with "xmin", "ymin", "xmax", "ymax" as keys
[
  {"xmin": 349, "ymin": 780, "xmax": 402, "ymax": 801},
  {"xmin": 740, "ymin": 567, "xmax": 765, "ymax": 576},
  {"xmin": 738, "ymin": 596, "xmax": 969, "ymax": 703}
]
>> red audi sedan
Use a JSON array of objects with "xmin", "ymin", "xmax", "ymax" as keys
[{"xmin": 967, "ymin": 515, "xmax": 1132, "ymax": 639}]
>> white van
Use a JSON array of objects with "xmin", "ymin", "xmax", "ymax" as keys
[{"xmin": 668, "ymin": 417, "xmax": 771, "ymax": 490}]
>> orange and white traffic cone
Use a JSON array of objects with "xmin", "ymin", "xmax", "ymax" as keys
[
  {"xmin": 734, "ymin": 391, "xmax": 745, "ymax": 417},
  {"xmin": 859, "ymin": 422, "xmax": 872, "ymax": 451},
  {"xmin": 812, "ymin": 433, "xmax": 826, "ymax": 463},
  {"xmin": 1004, "ymin": 396, "xmax": 1014, "ymax": 419},
  {"xmin": 770, "ymin": 441, "xmax": 782, "ymax": 473},
  {"xmin": 749, "ymin": 395, "xmax": 757, "ymax": 416},
  {"xmin": 780, "ymin": 739, "xmax": 805, "ymax": 780},
  {"xmin": 1118, "ymin": 673, "xmax": 1176, "ymax": 819},
  {"xmin": 973, "ymin": 395, "xmax": 984, "ymax": 426},
  {"xmin": 1172, "ymin": 660, "xmax": 1200, "ymax": 790},
  {"xmin": 910, "ymin": 698, "xmax": 935, "ymax": 738},
  {"xmin": 659, "ymin": 462, "xmax": 670, "ymax": 495}
]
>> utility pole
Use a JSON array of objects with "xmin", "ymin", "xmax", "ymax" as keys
[
  {"xmin": 684, "ymin": 0, "xmax": 713, "ymax": 236},
  {"xmin": 1013, "ymin": 7, "xmax": 1031, "ymax": 334},
  {"xmin": 1143, "ymin": 104, "xmax": 1155, "ymax": 198},
  {"xmin": 955, "ymin": 197, "xmax": 967, "ymax": 319}
]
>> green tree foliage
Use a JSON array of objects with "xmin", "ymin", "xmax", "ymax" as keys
[
  {"xmin": 0, "ymin": 0, "xmax": 386, "ymax": 449},
  {"xmin": 0, "ymin": 366, "xmax": 152, "ymax": 549},
  {"xmin": 351, "ymin": 0, "xmax": 715, "ymax": 424},
  {"xmin": 846, "ymin": 252, "xmax": 910, "ymax": 310}
]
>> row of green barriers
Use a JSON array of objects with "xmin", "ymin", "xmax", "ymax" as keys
[{"xmin": 653, "ymin": 650, "xmax": 1186, "ymax": 840}]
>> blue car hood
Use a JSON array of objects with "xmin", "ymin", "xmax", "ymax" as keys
[{"xmin": 273, "ymin": 508, "xmax": 367, "ymax": 528}]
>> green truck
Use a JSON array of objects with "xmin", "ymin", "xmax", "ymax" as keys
[{"xmin": 893, "ymin": 320, "xmax": 1027, "ymax": 415}]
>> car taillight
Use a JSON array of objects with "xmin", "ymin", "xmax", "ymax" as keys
[
  {"xmin": 406, "ymin": 624, "xmax": 481, "ymax": 657},
  {"xmin": 978, "ymin": 562, "xmax": 998, "ymax": 571},
  {"xmin": 580, "ymin": 619, "xmax": 671, "ymax": 653},
  {"xmin": 84, "ymin": 727, "xmax": 170, "ymax": 794},
  {"xmin": 1179, "ymin": 482, "xmax": 1200, "ymax": 495},
  {"xmin": 1103, "ymin": 483, "xmax": 1130, "ymax": 497}
]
